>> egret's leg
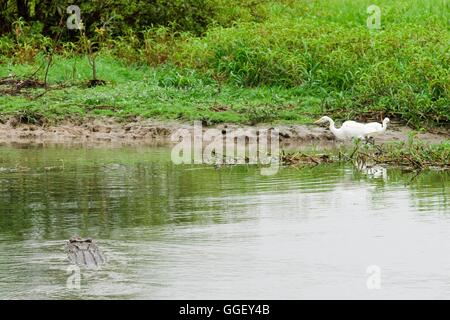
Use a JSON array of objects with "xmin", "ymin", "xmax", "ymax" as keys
[
  {"xmin": 365, "ymin": 136, "xmax": 375, "ymax": 145},
  {"xmin": 374, "ymin": 144, "xmax": 383, "ymax": 155},
  {"xmin": 361, "ymin": 136, "xmax": 370, "ymax": 144}
]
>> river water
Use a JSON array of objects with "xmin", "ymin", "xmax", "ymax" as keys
[{"xmin": 0, "ymin": 145, "xmax": 448, "ymax": 299}]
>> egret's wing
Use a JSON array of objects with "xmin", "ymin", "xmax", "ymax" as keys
[
  {"xmin": 341, "ymin": 120, "xmax": 361, "ymax": 128},
  {"xmin": 363, "ymin": 123, "xmax": 384, "ymax": 136},
  {"xmin": 365, "ymin": 122, "xmax": 382, "ymax": 129},
  {"xmin": 337, "ymin": 121, "xmax": 366, "ymax": 139}
]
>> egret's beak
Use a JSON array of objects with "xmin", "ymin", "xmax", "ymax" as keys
[{"xmin": 314, "ymin": 119, "xmax": 322, "ymax": 124}]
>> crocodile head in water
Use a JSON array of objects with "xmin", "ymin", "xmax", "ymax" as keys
[{"xmin": 66, "ymin": 236, "xmax": 106, "ymax": 269}]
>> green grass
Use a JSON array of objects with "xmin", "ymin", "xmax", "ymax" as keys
[
  {"xmin": 0, "ymin": 0, "xmax": 448, "ymax": 127},
  {"xmin": 0, "ymin": 54, "xmax": 323, "ymax": 124},
  {"xmin": 171, "ymin": 0, "xmax": 449, "ymax": 126}
]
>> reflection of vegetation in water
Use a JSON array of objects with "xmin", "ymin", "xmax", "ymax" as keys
[
  {"xmin": 0, "ymin": 147, "xmax": 341, "ymax": 239},
  {"xmin": 348, "ymin": 165, "xmax": 449, "ymax": 213},
  {"xmin": 390, "ymin": 169, "xmax": 449, "ymax": 214},
  {"xmin": 0, "ymin": 146, "xmax": 448, "ymax": 240}
]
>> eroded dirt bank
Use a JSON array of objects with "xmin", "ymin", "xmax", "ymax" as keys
[{"xmin": 0, "ymin": 117, "xmax": 448, "ymax": 147}]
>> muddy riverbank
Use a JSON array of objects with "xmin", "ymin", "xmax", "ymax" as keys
[{"xmin": 0, "ymin": 117, "xmax": 448, "ymax": 147}]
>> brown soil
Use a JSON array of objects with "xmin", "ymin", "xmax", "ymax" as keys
[
  {"xmin": 0, "ymin": 117, "xmax": 447, "ymax": 147},
  {"xmin": 0, "ymin": 76, "xmax": 45, "ymax": 95}
]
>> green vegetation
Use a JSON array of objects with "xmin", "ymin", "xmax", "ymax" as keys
[
  {"xmin": 282, "ymin": 138, "xmax": 450, "ymax": 170},
  {"xmin": 0, "ymin": 0, "xmax": 449, "ymax": 127},
  {"xmin": 0, "ymin": 54, "xmax": 319, "ymax": 124}
]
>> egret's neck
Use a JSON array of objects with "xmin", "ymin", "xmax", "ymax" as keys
[{"xmin": 327, "ymin": 118, "xmax": 338, "ymax": 134}]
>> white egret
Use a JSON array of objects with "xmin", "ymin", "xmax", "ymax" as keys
[
  {"xmin": 314, "ymin": 116, "xmax": 390, "ymax": 141},
  {"xmin": 364, "ymin": 118, "xmax": 390, "ymax": 137}
]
